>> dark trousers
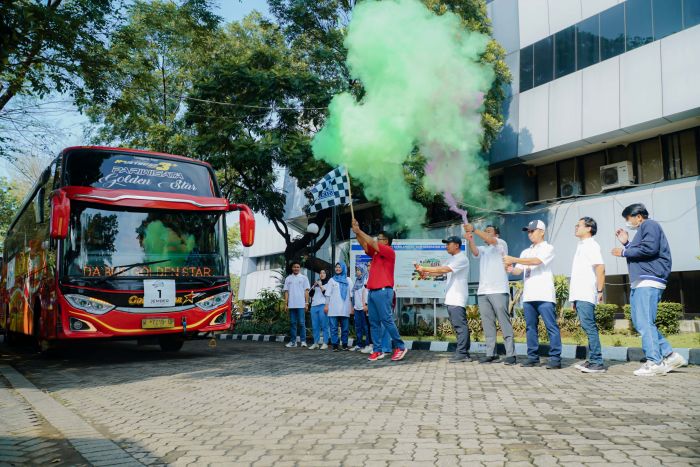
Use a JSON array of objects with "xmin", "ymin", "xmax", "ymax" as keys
[{"xmin": 447, "ymin": 305, "xmax": 470, "ymax": 357}]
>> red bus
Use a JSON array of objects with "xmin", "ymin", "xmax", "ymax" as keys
[{"xmin": 1, "ymin": 147, "xmax": 254, "ymax": 352}]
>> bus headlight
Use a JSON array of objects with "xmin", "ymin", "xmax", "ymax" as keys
[
  {"xmin": 65, "ymin": 294, "xmax": 115, "ymax": 315},
  {"xmin": 196, "ymin": 292, "xmax": 231, "ymax": 311}
]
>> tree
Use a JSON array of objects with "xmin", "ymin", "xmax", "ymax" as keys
[
  {"xmin": 0, "ymin": 178, "xmax": 21, "ymax": 251},
  {"xmin": 83, "ymin": 0, "xmax": 220, "ymax": 155},
  {"xmin": 227, "ymin": 224, "xmax": 242, "ymax": 260},
  {"xmin": 0, "ymin": 0, "xmax": 118, "ymax": 158}
]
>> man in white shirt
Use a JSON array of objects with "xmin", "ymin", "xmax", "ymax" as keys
[
  {"xmin": 504, "ymin": 220, "xmax": 562, "ymax": 369},
  {"xmin": 415, "ymin": 235, "xmax": 471, "ymax": 362},
  {"xmin": 569, "ymin": 217, "xmax": 606, "ymax": 373},
  {"xmin": 464, "ymin": 223, "xmax": 515, "ymax": 365},
  {"xmin": 283, "ymin": 261, "xmax": 310, "ymax": 348}
]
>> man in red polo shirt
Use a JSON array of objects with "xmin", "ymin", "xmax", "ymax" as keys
[{"xmin": 351, "ymin": 219, "xmax": 407, "ymax": 362}]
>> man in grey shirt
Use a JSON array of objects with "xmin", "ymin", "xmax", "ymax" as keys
[{"xmin": 465, "ymin": 223, "xmax": 516, "ymax": 365}]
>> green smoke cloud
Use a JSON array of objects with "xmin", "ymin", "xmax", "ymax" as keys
[{"xmin": 312, "ymin": 0, "xmax": 500, "ymax": 227}]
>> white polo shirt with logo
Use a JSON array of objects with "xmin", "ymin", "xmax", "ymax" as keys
[
  {"xmin": 283, "ymin": 273, "xmax": 310, "ymax": 309},
  {"xmin": 475, "ymin": 238, "xmax": 509, "ymax": 295},
  {"xmin": 569, "ymin": 237, "xmax": 604, "ymax": 304},
  {"xmin": 519, "ymin": 241, "xmax": 555, "ymax": 303},
  {"xmin": 443, "ymin": 252, "xmax": 470, "ymax": 308}
]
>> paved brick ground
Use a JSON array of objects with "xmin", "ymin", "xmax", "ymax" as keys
[{"xmin": 1, "ymin": 339, "xmax": 699, "ymax": 466}]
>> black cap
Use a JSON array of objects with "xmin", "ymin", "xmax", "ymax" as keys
[{"xmin": 442, "ymin": 235, "xmax": 462, "ymax": 245}]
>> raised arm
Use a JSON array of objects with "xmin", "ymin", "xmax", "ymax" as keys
[{"xmin": 351, "ymin": 219, "xmax": 378, "ymax": 253}]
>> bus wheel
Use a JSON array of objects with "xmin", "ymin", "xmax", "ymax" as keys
[{"xmin": 159, "ymin": 335, "xmax": 184, "ymax": 352}]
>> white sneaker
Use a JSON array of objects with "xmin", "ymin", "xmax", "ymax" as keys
[
  {"xmin": 300, "ymin": 342, "xmax": 307, "ymax": 348},
  {"xmin": 285, "ymin": 341, "xmax": 297, "ymax": 348},
  {"xmin": 350, "ymin": 345, "xmax": 362, "ymax": 352},
  {"xmin": 360, "ymin": 345, "xmax": 373, "ymax": 354},
  {"xmin": 320, "ymin": 343, "xmax": 328, "ymax": 350},
  {"xmin": 574, "ymin": 361, "xmax": 590, "ymax": 371},
  {"xmin": 633, "ymin": 361, "xmax": 668, "ymax": 376},
  {"xmin": 308, "ymin": 343, "xmax": 319, "ymax": 350},
  {"xmin": 663, "ymin": 352, "xmax": 688, "ymax": 373}
]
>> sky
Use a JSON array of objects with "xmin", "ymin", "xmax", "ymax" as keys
[{"xmin": 0, "ymin": 0, "xmax": 271, "ymax": 181}]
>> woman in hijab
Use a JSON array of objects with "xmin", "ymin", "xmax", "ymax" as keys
[
  {"xmin": 324, "ymin": 261, "xmax": 353, "ymax": 351},
  {"xmin": 351, "ymin": 264, "xmax": 370, "ymax": 351},
  {"xmin": 308, "ymin": 269, "xmax": 331, "ymax": 350}
]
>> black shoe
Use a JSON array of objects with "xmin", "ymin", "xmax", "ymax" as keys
[
  {"xmin": 545, "ymin": 361, "xmax": 562, "ymax": 369},
  {"xmin": 503, "ymin": 356, "xmax": 517, "ymax": 366},
  {"xmin": 449, "ymin": 355, "xmax": 472, "ymax": 363},
  {"xmin": 479, "ymin": 355, "xmax": 499, "ymax": 364},
  {"xmin": 333, "ymin": 345, "xmax": 339, "ymax": 352},
  {"xmin": 342, "ymin": 345, "xmax": 350, "ymax": 351},
  {"xmin": 520, "ymin": 360, "xmax": 540, "ymax": 367}
]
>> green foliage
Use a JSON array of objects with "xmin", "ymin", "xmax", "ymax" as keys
[
  {"xmin": 554, "ymin": 275, "xmax": 569, "ymax": 315},
  {"xmin": 594, "ymin": 303, "xmax": 618, "ymax": 333},
  {"xmin": 466, "ymin": 304, "xmax": 483, "ymax": 341},
  {"xmin": 0, "ymin": 178, "xmax": 21, "ymax": 250},
  {"xmin": 227, "ymin": 225, "xmax": 242, "ymax": 260},
  {"xmin": 656, "ymin": 302, "xmax": 683, "ymax": 335},
  {"xmin": 436, "ymin": 319, "xmax": 455, "ymax": 340},
  {"xmin": 251, "ymin": 288, "xmax": 284, "ymax": 325},
  {"xmin": 84, "ymin": 0, "xmax": 221, "ymax": 155}
]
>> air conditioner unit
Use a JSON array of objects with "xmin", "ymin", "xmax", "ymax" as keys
[
  {"xmin": 600, "ymin": 161, "xmax": 634, "ymax": 191},
  {"xmin": 560, "ymin": 181, "xmax": 582, "ymax": 197}
]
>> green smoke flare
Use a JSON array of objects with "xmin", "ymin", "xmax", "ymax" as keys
[{"xmin": 312, "ymin": 0, "xmax": 501, "ymax": 227}]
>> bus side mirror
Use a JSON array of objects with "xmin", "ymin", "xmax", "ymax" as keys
[
  {"xmin": 228, "ymin": 203, "xmax": 255, "ymax": 247},
  {"xmin": 50, "ymin": 190, "xmax": 70, "ymax": 239}
]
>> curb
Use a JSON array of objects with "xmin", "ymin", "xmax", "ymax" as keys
[{"xmin": 218, "ymin": 333, "xmax": 699, "ymax": 364}]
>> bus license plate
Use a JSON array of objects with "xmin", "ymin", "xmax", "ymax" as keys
[{"xmin": 142, "ymin": 318, "xmax": 175, "ymax": 329}]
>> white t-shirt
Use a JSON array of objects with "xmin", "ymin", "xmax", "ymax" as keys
[
  {"xmin": 443, "ymin": 252, "xmax": 470, "ymax": 308},
  {"xmin": 474, "ymin": 238, "xmax": 509, "ymax": 295},
  {"xmin": 569, "ymin": 237, "xmax": 604, "ymax": 304},
  {"xmin": 519, "ymin": 241, "xmax": 555, "ymax": 303},
  {"xmin": 324, "ymin": 277, "xmax": 353, "ymax": 317},
  {"xmin": 352, "ymin": 285, "xmax": 368, "ymax": 311},
  {"xmin": 283, "ymin": 273, "xmax": 310, "ymax": 309},
  {"xmin": 310, "ymin": 282, "xmax": 327, "ymax": 307}
]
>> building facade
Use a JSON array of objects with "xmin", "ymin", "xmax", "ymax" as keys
[{"xmin": 487, "ymin": 0, "xmax": 700, "ymax": 312}]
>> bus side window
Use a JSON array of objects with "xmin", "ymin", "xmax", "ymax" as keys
[{"xmin": 34, "ymin": 187, "xmax": 45, "ymax": 224}]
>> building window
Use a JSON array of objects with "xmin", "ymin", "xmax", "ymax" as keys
[
  {"xmin": 600, "ymin": 3, "xmax": 625, "ymax": 59},
  {"xmin": 663, "ymin": 129, "xmax": 699, "ymax": 179},
  {"xmin": 582, "ymin": 151, "xmax": 606, "ymax": 194},
  {"xmin": 520, "ymin": 44, "xmax": 534, "ymax": 92},
  {"xmin": 489, "ymin": 173, "xmax": 505, "ymax": 193},
  {"xmin": 626, "ymin": 0, "xmax": 654, "ymax": 51},
  {"xmin": 653, "ymin": 0, "xmax": 683, "ymax": 39},
  {"xmin": 607, "ymin": 145, "xmax": 634, "ymax": 165},
  {"xmin": 684, "ymin": 0, "xmax": 700, "ymax": 28},
  {"xmin": 537, "ymin": 163, "xmax": 557, "ymax": 200},
  {"xmin": 577, "ymin": 15, "xmax": 600, "ymax": 70},
  {"xmin": 255, "ymin": 253, "xmax": 285, "ymax": 271},
  {"xmin": 554, "ymin": 26, "xmax": 576, "ymax": 79},
  {"xmin": 636, "ymin": 137, "xmax": 664, "ymax": 183},
  {"xmin": 533, "ymin": 36, "xmax": 553, "ymax": 87}
]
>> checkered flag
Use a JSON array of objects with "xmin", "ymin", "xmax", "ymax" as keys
[{"xmin": 307, "ymin": 166, "xmax": 351, "ymax": 213}]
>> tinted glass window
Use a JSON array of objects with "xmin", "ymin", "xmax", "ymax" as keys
[
  {"xmin": 520, "ymin": 45, "xmax": 534, "ymax": 92},
  {"xmin": 64, "ymin": 150, "xmax": 215, "ymax": 197},
  {"xmin": 554, "ymin": 26, "xmax": 576, "ymax": 78},
  {"xmin": 533, "ymin": 37, "xmax": 553, "ymax": 87},
  {"xmin": 685, "ymin": 0, "xmax": 700, "ymax": 28},
  {"xmin": 576, "ymin": 15, "xmax": 600, "ymax": 70},
  {"xmin": 626, "ymin": 0, "xmax": 654, "ymax": 50},
  {"xmin": 653, "ymin": 0, "xmax": 682, "ymax": 39},
  {"xmin": 600, "ymin": 3, "xmax": 625, "ymax": 59}
]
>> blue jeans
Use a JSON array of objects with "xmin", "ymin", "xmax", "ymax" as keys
[
  {"xmin": 310, "ymin": 304, "xmax": 330, "ymax": 344},
  {"xmin": 630, "ymin": 287, "xmax": 673, "ymax": 364},
  {"xmin": 368, "ymin": 288, "xmax": 405, "ymax": 351},
  {"xmin": 523, "ymin": 301, "xmax": 561, "ymax": 364},
  {"xmin": 353, "ymin": 310, "xmax": 369, "ymax": 347},
  {"xmin": 329, "ymin": 316, "xmax": 349, "ymax": 346},
  {"xmin": 289, "ymin": 308, "xmax": 306, "ymax": 343},
  {"xmin": 574, "ymin": 301, "xmax": 603, "ymax": 365}
]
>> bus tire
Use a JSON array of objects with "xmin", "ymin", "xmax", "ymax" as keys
[{"xmin": 159, "ymin": 335, "xmax": 184, "ymax": 352}]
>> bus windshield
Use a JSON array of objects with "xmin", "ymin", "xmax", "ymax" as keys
[
  {"xmin": 64, "ymin": 149, "xmax": 215, "ymax": 197},
  {"xmin": 63, "ymin": 205, "xmax": 227, "ymax": 279}
]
